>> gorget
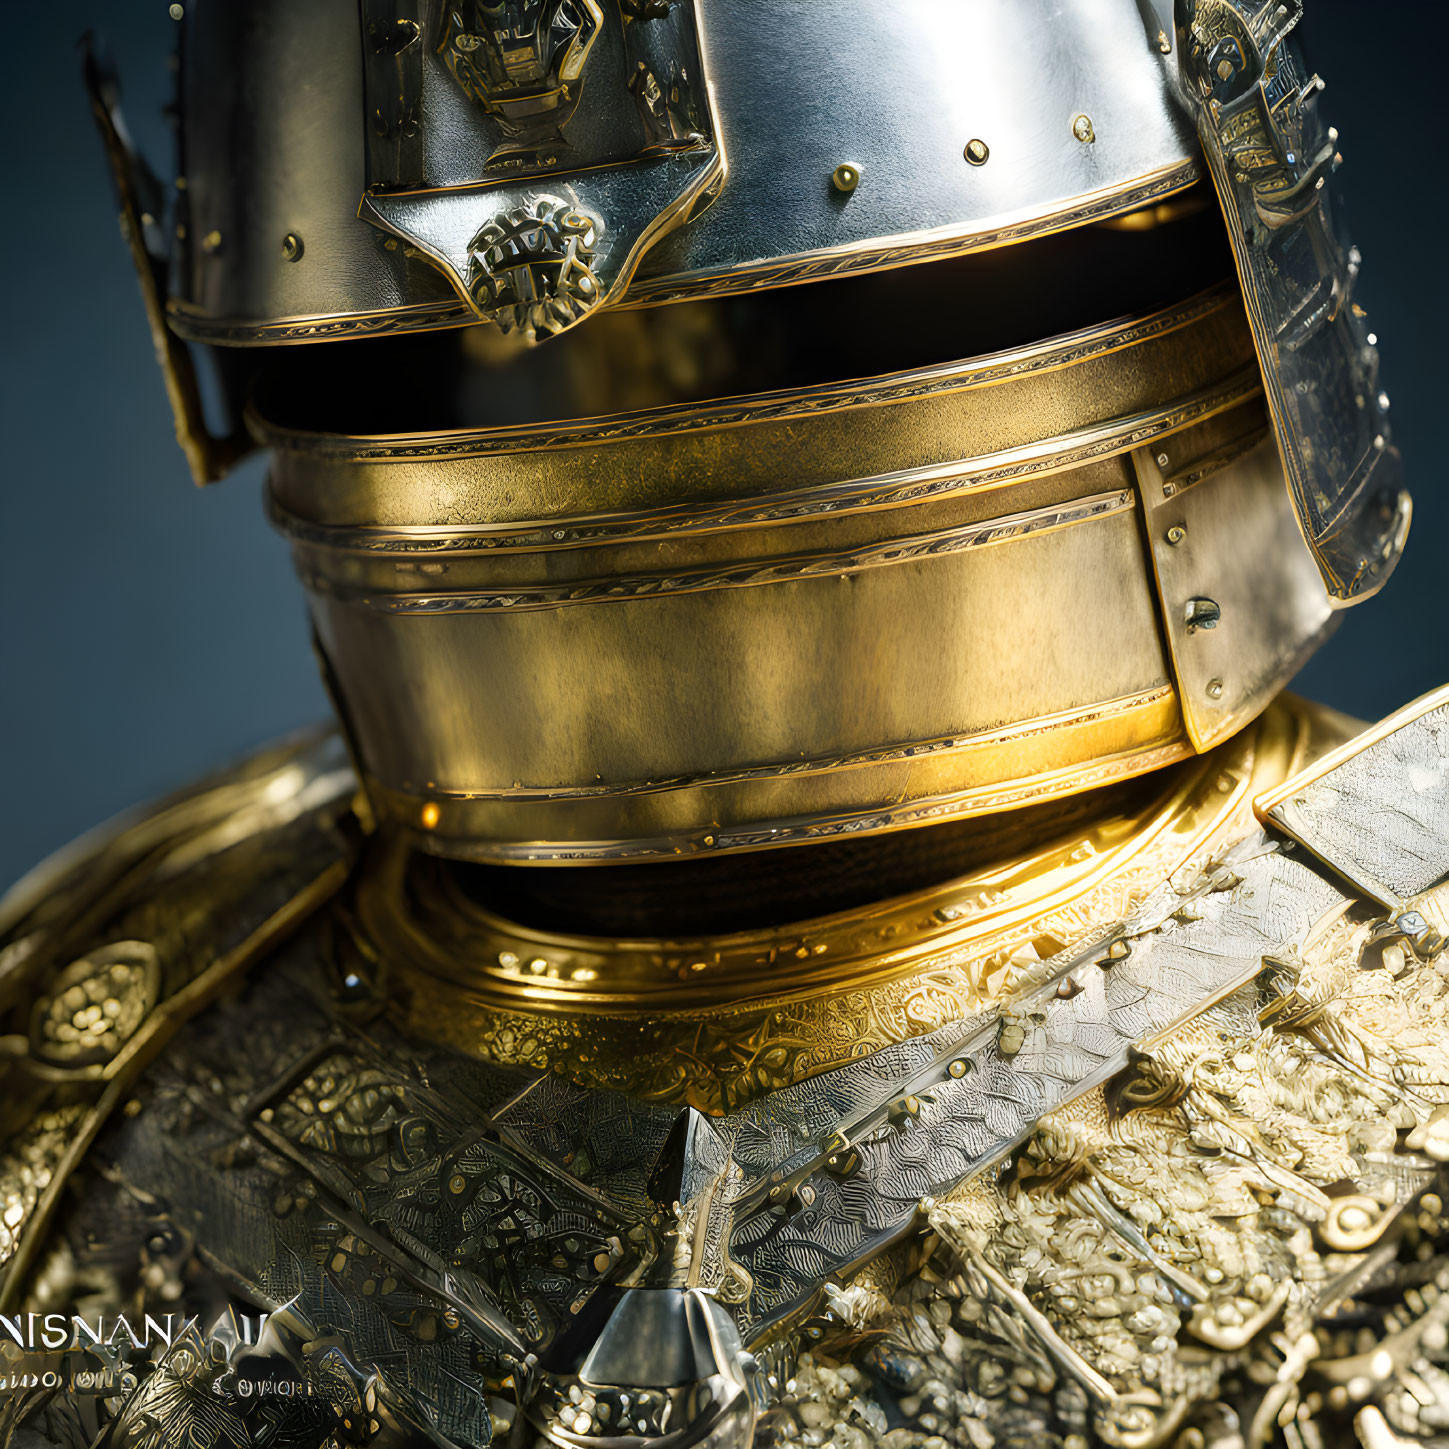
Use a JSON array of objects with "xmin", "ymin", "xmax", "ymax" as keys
[{"xmin": 3, "ymin": 688, "xmax": 1449, "ymax": 1449}]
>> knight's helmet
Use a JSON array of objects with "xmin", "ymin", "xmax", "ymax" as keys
[{"xmin": 92, "ymin": 0, "xmax": 1408, "ymax": 871}]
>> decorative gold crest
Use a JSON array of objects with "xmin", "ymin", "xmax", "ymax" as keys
[
  {"xmin": 358, "ymin": 0, "xmax": 722, "ymax": 338},
  {"xmin": 437, "ymin": 1, "xmax": 605, "ymax": 167},
  {"xmin": 464, "ymin": 196, "xmax": 604, "ymax": 335}
]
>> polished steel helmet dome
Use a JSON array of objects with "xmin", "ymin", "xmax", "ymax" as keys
[{"xmin": 166, "ymin": 0, "xmax": 1201, "ymax": 342}]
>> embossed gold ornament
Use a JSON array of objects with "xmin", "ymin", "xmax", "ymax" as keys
[
  {"xmin": 438, "ymin": 0, "xmax": 605, "ymax": 166},
  {"xmin": 464, "ymin": 196, "xmax": 604, "ymax": 337}
]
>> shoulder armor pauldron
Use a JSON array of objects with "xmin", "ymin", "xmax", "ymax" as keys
[{"xmin": 0, "ymin": 730, "xmax": 358, "ymax": 1308}]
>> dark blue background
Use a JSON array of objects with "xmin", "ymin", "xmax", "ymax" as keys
[{"xmin": 2, "ymin": 3, "xmax": 1445, "ymax": 890}]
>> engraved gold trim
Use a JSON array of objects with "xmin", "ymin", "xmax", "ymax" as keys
[
  {"xmin": 266, "ymin": 285, "xmax": 1257, "ymax": 537},
  {"xmin": 264, "ymin": 286, "xmax": 1326, "ymax": 867},
  {"xmin": 167, "ymin": 296, "xmax": 477, "ymax": 347},
  {"xmin": 258, "ymin": 286, "xmax": 1238, "ymax": 463},
  {"xmin": 625, "ymin": 160, "xmax": 1204, "ymax": 308},
  {"xmin": 165, "ymin": 162, "xmax": 1202, "ymax": 348},
  {"xmin": 375, "ymin": 687, "xmax": 1177, "ymax": 806},
  {"xmin": 266, "ymin": 370, "xmax": 1260, "ymax": 554},
  {"xmin": 366, "ymin": 692, "xmax": 1192, "ymax": 865},
  {"xmin": 302, "ymin": 488, "xmax": 1135, "ymax": 613},
  {"xmin": 366, "ymin": 696, "xmax": 1341, "ymax": 1114}
]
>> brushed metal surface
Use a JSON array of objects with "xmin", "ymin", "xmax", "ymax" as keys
[
  {"xmin": 262, "ymin": 292, "xmax": 1335, "ymax": 862},
  {"xmin": 176, "ymin": 0, "xmax": 460, "ymax": 335},
  {"xmin": 166, "ymin": 0, "xmax": 1199, "ymax": 343},
  {"xmin": 1259, "ymin": 684, "xmax": 1449, "ymax": 908},
  {"xmin": 635, "ymin": 0, "xmax": 1199, "ymax": 300},
  {"xmin": 1138, "ymin": 422, "xmax": 1336, "ymax": 752}
]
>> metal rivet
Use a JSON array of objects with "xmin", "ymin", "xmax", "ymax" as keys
[
  {"xmin": 1166, "ymin": 525, "xmax": 1186, "ymax": 546},
  {"xmin": 964, "ymin": 138, "xmax": 989, "ymax": 166},
  {"xmin": 830, "ymin": 162, "xmax": 861, "ymax": 194},
  {"xmin": 168, "ymin": 2, "xmax": 183, "ymax": 17},
  {"xmin": 201, "ymin": 229, "xmax": 222, "ymax": 254},
  {"xmin": 281, "ymin": 232, "xmax": 304, "ymax": 262},
  {"xmin": 1156, "ymin": 452, "xmax": 1170, "ymax": 468},
  {"xmin": 1072, "ymin": 114, "xmax": 1096, "ymax": 144},
  {"xmin": 1206, "ymin": 678, "xmax": 1224, "ymax": 699}
]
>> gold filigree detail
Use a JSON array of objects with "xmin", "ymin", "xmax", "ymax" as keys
[
  {"xmin": 0, "ymin": 733, "xmax": 357, "ymax": 1310},
  {"xmin": 29, "ymin": 941, "xmax": 159, "ymax": 1068},
  {"xmin": 465, "ymin": 198, "xmax": 605, "ymax": 339},
  {"xmin": 758, "ymin": 882, "xmax": 1449, "ymax": 1447},
  {"xmin": 0, "ymin": 1107, "xmax": 84, "ymax": 1272},
  {"xmin": 372, "ymin": 697, "xmax": 1343, "ymax": 1114}
]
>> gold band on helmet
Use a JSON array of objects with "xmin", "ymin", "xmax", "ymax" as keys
[{"xmin": 264, "ymin": 285, "xmax": 1334, "ymax": 863}]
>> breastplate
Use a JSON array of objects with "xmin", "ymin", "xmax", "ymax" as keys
[{"xmin": 3, "ymin": 688, "xmax": 1449, "ymax": 1449}]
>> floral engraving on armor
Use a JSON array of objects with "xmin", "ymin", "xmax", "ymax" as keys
[
  {"xmin": 104, "ymin": 1322, "xmax": 334, "ymax": 1449},
  {"xmin": 6, "ymin": 703, "xmax": 1449, "ymax": 1446},
  {"xmin": 389, "ymin": 727, "xmax": 1276, "ymax": 1115},
  {"xmin": 270, "ymin": 1048, "xmax": 652, "ymax": 1349},
  {"xmin": 757, "ymin": 878, "xmax": 1449, "ymax": 1447}
]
